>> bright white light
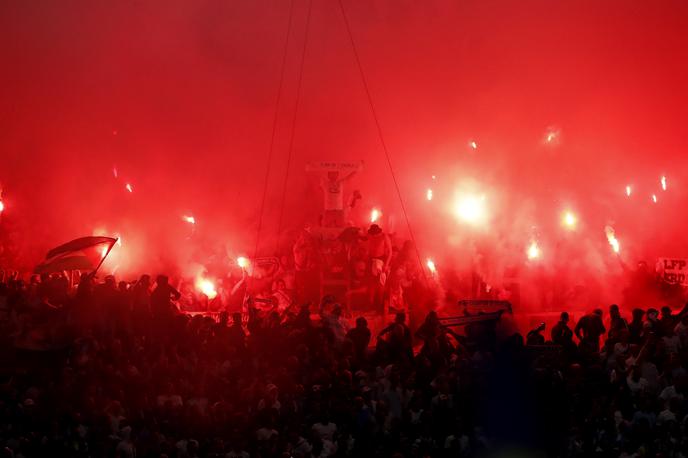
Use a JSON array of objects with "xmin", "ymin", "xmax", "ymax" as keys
[
  {"xmin": 625, "ymin": 185, "xmax": 632, "ymax": 197},
  {"xmin": 455, "ymin": 194, "xmax": 486, "ymax": 224},
  {"xmin": 113, "ymin": 167, "xmax": 118, "ymax": 178},
  {"xmin": 196, "ymin": 278, "xmax": 217, "ymax": 299},
  {"xmin": 237, "ymin": 256, "xmax": 250, "ymax": 269},
  {"xmin": 562, "ymin": 211, "xmax": 577, "ymax": 229},
  {"xmin": 125, "ymin": 183, "xmax": 133, "ymax": 193},
  {"xmin": 426, "ymin": 189, "xmax": 433, "ymax": 201},
  {"xmin": 370, "ymin": 208, "xmax": 381, "ymax": 223},
  {"xmin": 652, "ymin": 194, "xmax": 658, "ymax": 203},
  {"xmin": 426, "ymin": 258, "xmax": 437, "ymax": 275},
  {"xmin": 605, "ymin": 226, "xmax": 620, "ymax": 254},
  {"xmin": 527, "ymin": 241, "xmax": 540, "ymax": 260},
  {"xmin": 183, "ymin": 215, "xmax": 196, "ymax": 224},
  {"xmin": 661, "ymin": 175, "xmax": 667, "ymax": 191},
  {"xmin": 469, "ymin": 140, "xmax": 478, "ymax": 150},
  {"xmin": 0, "ymin": 200, "xmax": 4, "ymax": 213},
  {"xmin": 544, "ymin": 127, "xmax": 561, "ymax": 144}
]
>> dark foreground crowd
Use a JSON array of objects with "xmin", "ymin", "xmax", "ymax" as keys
[{"xmin": 2, "ymin": 272, "xmax": 688, "ymax": 457}]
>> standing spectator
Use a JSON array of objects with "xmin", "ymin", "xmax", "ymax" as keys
[
  {"xmin": 574, "ymin": 308, "xmax": 606, "ymax": 353},
  {"xmin": 551, "ymin": 312, "xmax": 574, "ymax": 349},
  {"xmin": 345, "ymin": 317, "xmax": 371, "ymax": 362},
  {"xmin": 628, "ymin": 308, "xmax": 645, "ymax": 344}
]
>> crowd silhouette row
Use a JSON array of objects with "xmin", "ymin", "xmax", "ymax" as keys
[{"xmin": 2, "ymin": 268, "xmax": 688, "ymax": 457}]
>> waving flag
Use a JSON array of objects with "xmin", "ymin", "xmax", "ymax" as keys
[{"xmin": 34, "ymin": 236, "xmax": 117, "ymax": 274}]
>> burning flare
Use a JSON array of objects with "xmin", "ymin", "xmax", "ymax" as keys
[
  {"xmin": 625, "ymin": 185, "xmax": 632, "ymax": 197},
  {"xmin": 652, "ymin": 194, "xmax": 658, "ymax": 203},
  {"xmin": 0, "ymin": 200, "xmax": 4, "ymax": 213},
  {"xmin": 605, "ymin": 226, "xmax": 620, "ymax": 254},
  {"xmin": 196, "ymin": 278, "xmax": 217, "ymax": 300},
  {"xmin": 455, "ymin": 194, "xmax": 486, "ymax": 225},
  {"xmin": 527, "ymin": 240, "xmax": 541, "ymax": 260},
  {"xmin": 562, "ymin": 210, "xmax": 577, "ymax": 229},
  {"xmin": 426, "ymin": 188, "xmax": 433, "ymax": 201},
  {"xmin": 237, "ymin": 256, "xmax": 250, "ymax": 269},
  {"xmin": 125, "ymin": 183, "xmax": 133, "ymax": 193},
  {"xmin": 183, "ymin": 215, "xmax": 196, "ymax": 224},
  {"xmin": 370, "ymin": 208, "xmax": 381, "ymax": 223},
  {"xmin": 469, "ymin": 140, "xmax": 478, "ymax": 150},
  {"xmin": 426, "ymin": 258, "xmax": 437, "ymax": 275},
  {"xmin": 661, "ymin": 175, "xmax": 667, "ymax": 191}
]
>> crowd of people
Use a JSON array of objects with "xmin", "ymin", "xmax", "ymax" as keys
[{"xmin": 2, "ymin": 264, "xmax": 688, "ymax": 458}]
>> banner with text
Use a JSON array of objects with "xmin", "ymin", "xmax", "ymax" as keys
[{"xmin": 658, "ymin": 258, "xmax": 688, "ymax": 286}]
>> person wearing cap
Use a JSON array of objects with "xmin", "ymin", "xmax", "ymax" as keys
[
  {"xmin": 366, "ymin": 224, "xmax": 392, "ymax": 313},
  {"xmin": 574, "ymin": 308, "xmax": 606, "ymax": 353}
]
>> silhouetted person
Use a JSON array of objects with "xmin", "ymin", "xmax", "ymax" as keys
[
  {"xmin": 574, "ymin": 308, "xmax": 605, "ymax": 352},
  {"xmin": 150, "ymin": 275, "xmax": 180, "ymax": 318},
  {"xmin": 378, "ymin": 312, "xmax": 413, "ymax": 358},
  {"xmin": 608, "ymin": 304, "xmax": 628, "ymax": 343},
  {"xmin": 526, "ymin": 322, "xmax": 546, "ymax": 345},
  {"xmin": 346, "ymin": 316, "xmax": 371, "ymax": 362},
  {"xmin": 132, "ymin": 274, "xmax": 151, "ymax": 311},
  {"xmin": 628, "ymin": 308, "xmax": 645, "ymax": 344}
]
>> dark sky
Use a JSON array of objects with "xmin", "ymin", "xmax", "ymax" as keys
[{"xmin": 1, "ymin": 0, "xmax": 688, "ymax": 274}]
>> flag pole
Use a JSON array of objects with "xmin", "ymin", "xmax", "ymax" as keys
[{"xmin": 91, "ymin": 238, "xmax": 118, "ymax": 276}]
